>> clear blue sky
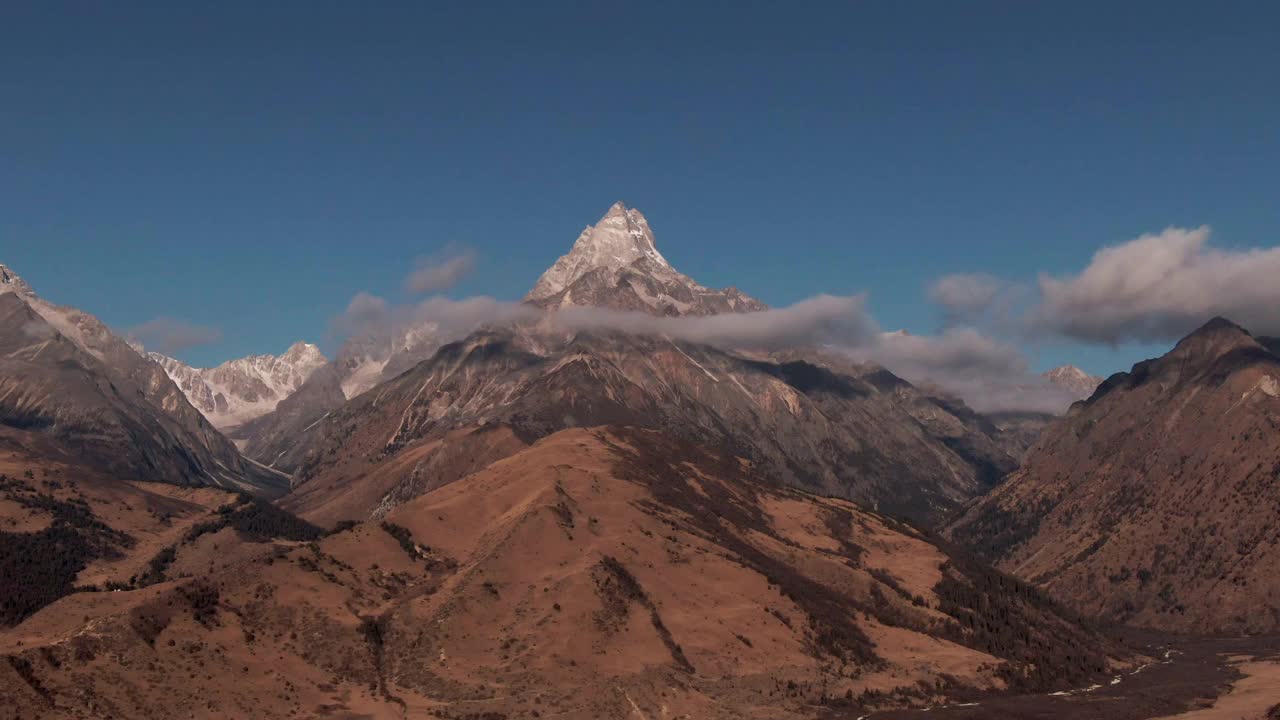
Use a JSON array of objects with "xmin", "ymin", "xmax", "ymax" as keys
[{"xmin": 3, "ymin": 1, "xmax": 1278, "ymax": 373}]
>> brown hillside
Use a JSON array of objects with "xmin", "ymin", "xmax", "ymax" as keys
[
  {"xmin": 1, "ymin": 428, "xmax": 1123, "ymax": 719},
  {"xmin": 949, "ymin": 318, "xmax": 1280, "ymax": 634}
]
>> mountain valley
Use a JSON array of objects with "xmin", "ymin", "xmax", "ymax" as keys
[
  {"xmin": 2, "ymin": 206, "xmax": 1276, "ymax": 720},
  {"xmin": 0, "ymin": 428, "xmax": 1128, "ymax": 719}
]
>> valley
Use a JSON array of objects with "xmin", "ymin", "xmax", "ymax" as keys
[{"xmin": 2, "ymin": 204, "xmax": 1276, "ymax": 719}]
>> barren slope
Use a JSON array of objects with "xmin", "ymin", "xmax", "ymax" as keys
[
  {"xmin": 949, "ymin": 318, "xmax": 1280, "ymax": 634},
  {"xmin": 1, "ymin": 428, "xmax": 1122, "ymax": 719}
]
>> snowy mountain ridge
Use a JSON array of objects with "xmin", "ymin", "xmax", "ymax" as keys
[{"xmin": 151, "ymin": 342, "xmax": 327, "ymax": 428}]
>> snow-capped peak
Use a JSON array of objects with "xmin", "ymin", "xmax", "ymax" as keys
[
  {"xmin": 524, "ymin": 202, "xmax": 766, "ymax": 317},
  {"xmin": 528, "ymin": 202, "xmax": 672, "ymax": 301}
]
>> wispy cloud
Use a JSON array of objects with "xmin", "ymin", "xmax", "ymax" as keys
[
  {"xmin": 329, "ymin": 293, "xmax": 875, "ymax": 354},
  {"xmin": 126, "ymin": 317, "xmax": 222, "ymax": 356},
  {"xmin": 549, "ymin": 294, "xmax": 878, "ymax": 349},
  {"xmin": 328, "ymin": 292, "xmax": 538, "ymax": 350},
  {"xmin": 403, "ymin": 245, "xmax": 477, "ymax": 295},
  {"xmin": 330, "ymin": 292, "xmax": 391, "ymax": 339},
  {"xmin": 325, "ymin": 289, "xmax": 1074, "ymax": 413},
  {"xmin": 928, "ymin": 273, "xmax": 1010, "ymax": 327},
  {"xmin": 21, "ymin": 320, "xmax": 57, "ymax": 340},
  {"xmin": 844, "ymin": 329, "xmax": 1077, "ymax": 414}
]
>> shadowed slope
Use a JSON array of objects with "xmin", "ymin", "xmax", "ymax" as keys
[
  {"xmin": 949, "ymin": 318, "xmax": 1280, "ymax": 633},
  {"xmin": 0, "ymin": 292, "xmax": 286, "ymax": 495}
]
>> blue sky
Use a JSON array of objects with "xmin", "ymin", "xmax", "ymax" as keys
[{"xmin": 3, "ymin": 1, "xmax": 1278, "ymax": 374}]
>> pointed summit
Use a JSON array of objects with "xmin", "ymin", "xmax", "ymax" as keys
[
  {"xmin": 1167, "ymin": 316, "xmax": 1257, "ymax": 366},
  {"xmin": 528, "ymin": 202, "xmax": 671, "ymax": 303},
  {"xmin": 1187, "ymin": 315, "xmax": 1248, "ymax": 338},
  {"xmin": 0, "ymin": 263, "xmax": 34, "ymax": 296},
  {"xmin": 281, "ymin": 340, "xmax": 326, "ymax": 366},
  {"xmin": 525, "ymin": 203, "xmax": 765, "ymax": 317},
  {"xmin": 1042, "ymin": 365, "xmax": 1103, "ymax": 400}
]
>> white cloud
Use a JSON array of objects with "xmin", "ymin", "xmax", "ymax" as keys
[
  {"xmin": 329, "ymin": 292, "xmax": 875, "ymax": 355},
  {"xmin": 326, "ymin": 288, "xmax": 1076, "ymax": 413},
  {"xmin": 933, "ymin": 226, "xmax": 1280, "ymax": 345},
  {"xmin": 1033, "ymin": 226, "xmax": 1280, "ymax": 342}
]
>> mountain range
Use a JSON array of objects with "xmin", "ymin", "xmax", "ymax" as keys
[
  {"xmin": 4, "ymin": 202, "xmax": 1272, "ymax": 719},
  {"xmin": 0, "ymin": 264, "xmax": 286, "ymax": 495},
  {"xmin": 235, "ymin": 204, "xmax": 1037, "ymax": 527}
]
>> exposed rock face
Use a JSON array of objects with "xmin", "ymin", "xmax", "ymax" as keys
[
  {"xmin": 525, "ymin": 201, "xmax": 767, "ymax": 316},
  {"xmin": 0, "ymin": 429, "xmax": 1122, "ymax": 718},
  {"xmin": 286, "ymin": 326, "xmax": 1017, "ymax": 527},
  {"xmin": 229, "ymin": 363, "xmax": 348, "ymax": 472},
  {"xmin": 0, "ymin": 263, "xmax": 287, "ymax": 495},
  {"xmin": 229, "ymin": 322, "xmax": 453, "ymax": 468},
  {"xmin": 948, "ymin": 317, "xmax": 1280, "ymax": 634},
  {"xmin": 1041, "ymin": 365, "xmax": 1104, "ymax": 401},
  {"xmin": 149, "ymin": 342, "xmax": 326, "ymax": 428}
]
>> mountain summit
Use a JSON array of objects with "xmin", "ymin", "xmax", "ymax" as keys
[
  {"xmin": 1041, "ymin": 365, "xmax": 1103, "ymax": 401},
  {"xmin": 0, "ymin": 264, "xmax": 34, "ymax": 296},
  {"xmin": 525, "ymin": 202, "xmax": 766, "ymax": 316}
]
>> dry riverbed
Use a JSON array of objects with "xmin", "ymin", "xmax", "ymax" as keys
[{"xmin": 833, "ymin": 635, "xmax": 1280, "ymax": 720}]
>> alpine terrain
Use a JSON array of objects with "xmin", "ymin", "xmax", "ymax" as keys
[
  {"xmin": 0, "ymin": 264, "xmax": 287, "ymax": 495},
  {"xmin": 949, "ymin": 318, "xmax": 1280, "ymax": 634},
  {"xmin": 257, "ymin": 203, "xmax": 1022, "ymax": 527},
  {"xmin": 12, "ymin": 10, "xmax": 1280, "ymax": 719},
  {"xmin": 150, "ymin": 342, "xmax": 327, "ymax": 428}
]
